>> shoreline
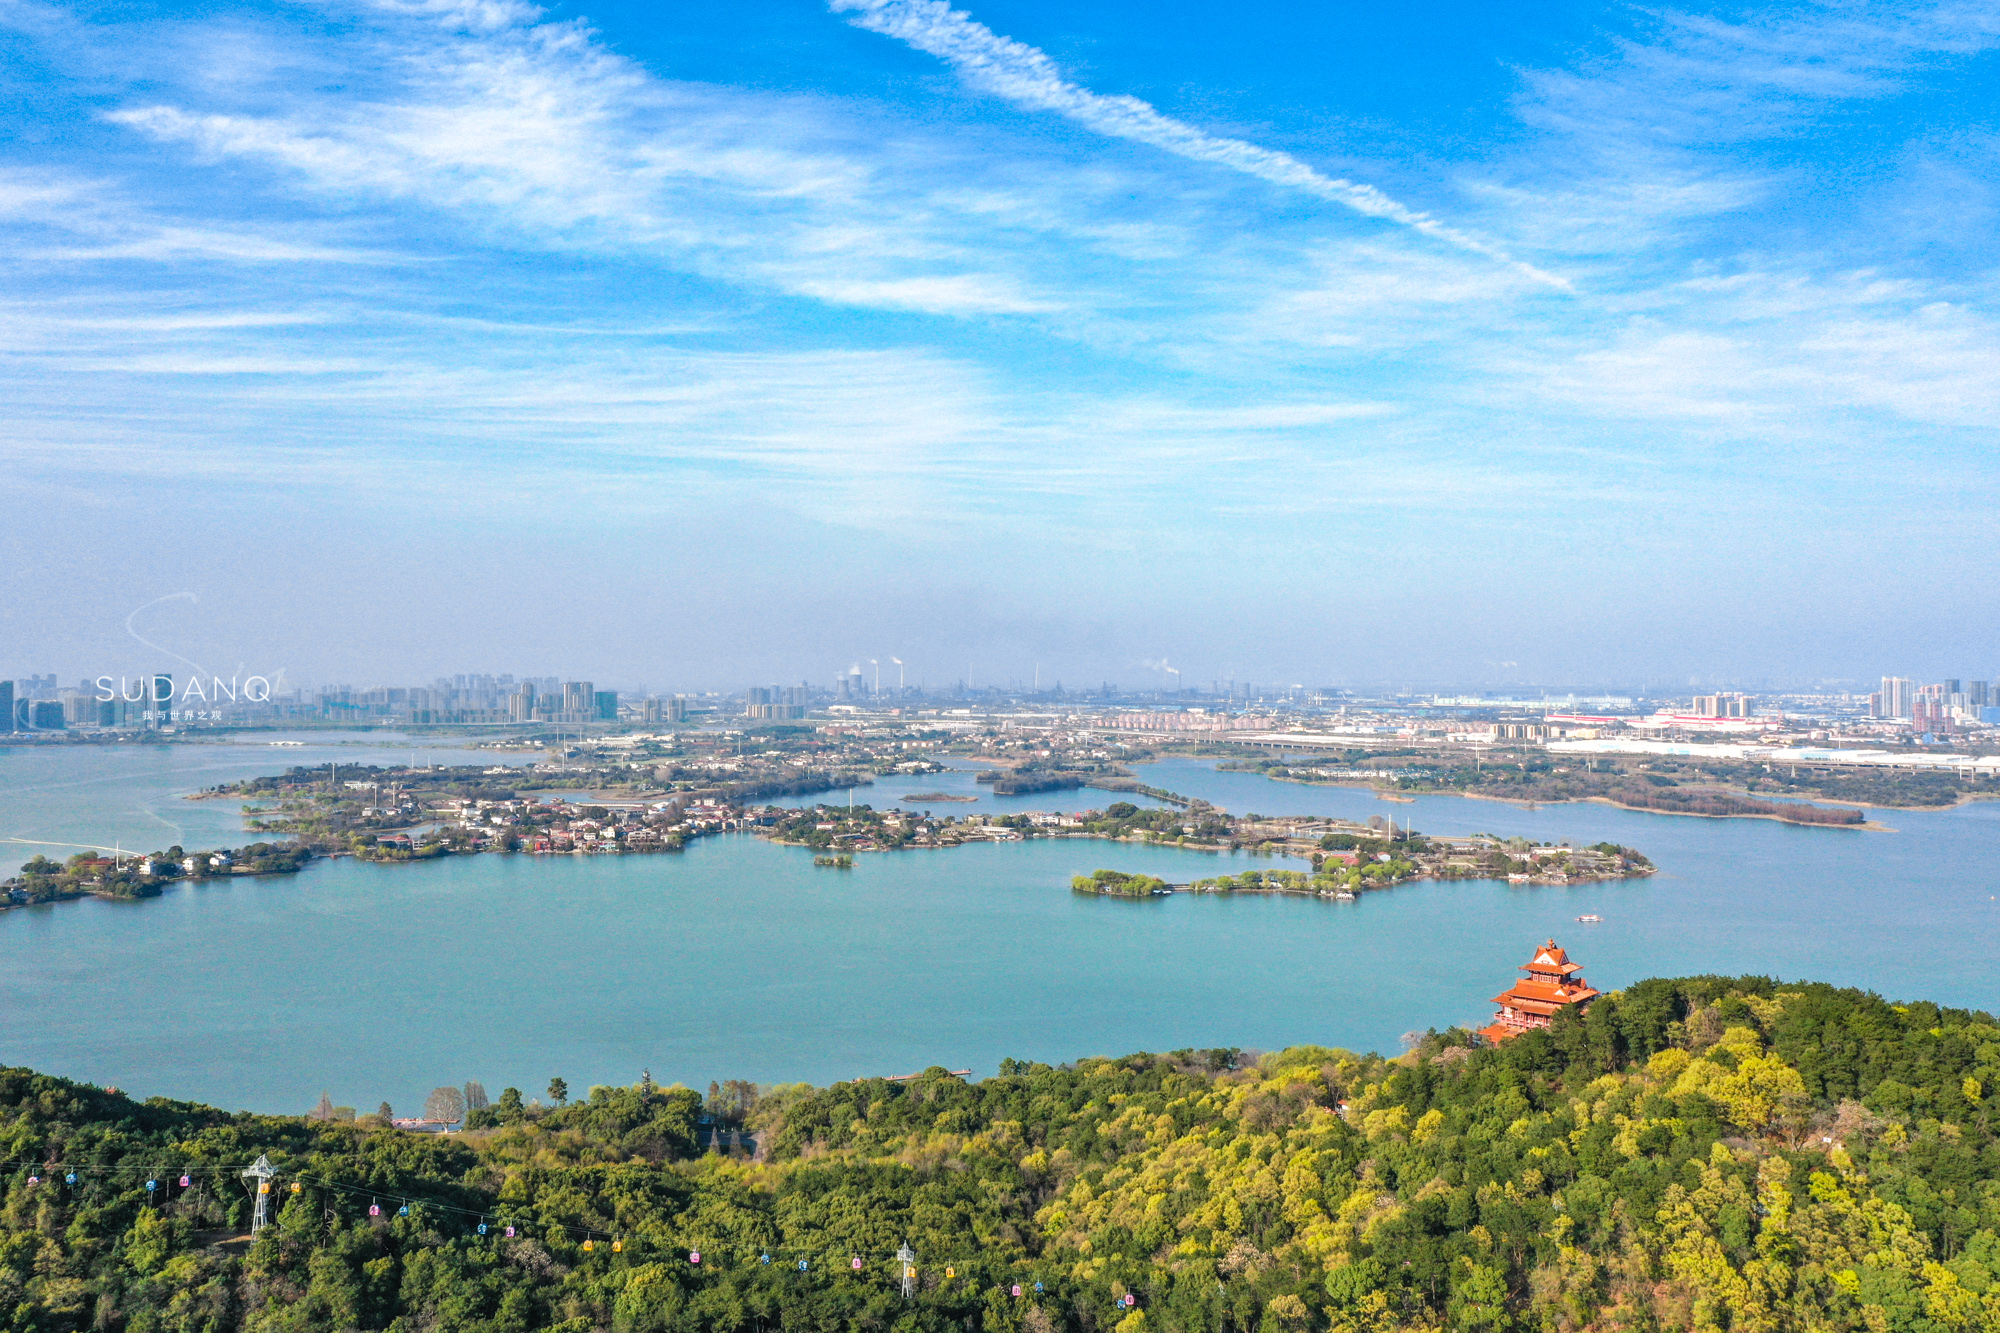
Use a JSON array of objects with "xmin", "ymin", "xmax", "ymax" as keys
[
  {"xmin": 1077, "ymin": 864, "xmax": 1655, "ymax": 903},
  {"xmin": 1447, "ymin": 789, "xmax": 1896, "ymax": 833},
  {"xmin": 0, "ymin": 860, "xmax": 314, "ymax": 913},
  {"xmin": 10, "ymin": 762, "xmax": 1674, "ymax": 918},
  {"xmin": 1222, "ymin": 769, "xmax": 1899, "ymax": 829},
  {"xmin": 762, "ymin": 829, "xmax": 1293, "ymax": 857},
  {"xmin": 1577, "ymin": 794, "xmax": 1896, "ymax": 832}
]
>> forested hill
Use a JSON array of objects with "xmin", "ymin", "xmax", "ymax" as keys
[{"xmin": 1, "ymin": 978, "xmax": 1996, "ymax": 1333}]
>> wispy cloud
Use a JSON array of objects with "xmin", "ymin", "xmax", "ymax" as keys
[
  {"xmin": 2, "ymin": 0, "xmax": 1997, "ymax": 568},
  {"xmin": 829, "ymin": 0, "xmax": 1572, "ymax": 290},
  {"xmin": 0, "ymin": 167, "xmax": 397, "ymax": 264},
  {"xmin": 0, "ymin": 319, "xmax": 1456, "ymax": 538},
  {"xmin": 99, "ymin": 6, "xmax": 1099, "ymax": 318},
  {"xmin": 1529, "ymin": 272, "xmax": 2000, "ymax": 429},
  {"xmin": 1498, "ymin": 0, "xmax": 2000, "ymax": 259}
]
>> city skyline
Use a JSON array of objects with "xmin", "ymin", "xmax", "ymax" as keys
[
  {"xmin": 11, "ymin": 662, "xmax": 2000, "ymax": 732},
  {"xmin": 10, "ymin": 659, "xmax": 2000, "ymax": 697}
]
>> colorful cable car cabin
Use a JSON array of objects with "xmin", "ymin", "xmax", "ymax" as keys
[{"xmin": 1478, "ymin": 939, "xmax": 1600, "ymax": 1044}]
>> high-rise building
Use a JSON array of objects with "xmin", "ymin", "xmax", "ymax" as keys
[
  {"xmin": 1876, "ymin": 677, "xmax": 1914, "ymax": 719},
  {"xmin": 594, "ymin": 691, "xmax": 618, "ymax": 721},
  {"xmin": 1969, "ymin": 682, "xmax": 1991, "ymax": 707},
  {"xmin": 1693, "ymin": 693, "xmax": 1751, "ymax": 719},
  {"xmin": 747, "ymin": 685, "xmax": 810, "ymax": 714},
  {"xmin": 0, "ymin": 680, "xmax": 12, "ymax": 732}
]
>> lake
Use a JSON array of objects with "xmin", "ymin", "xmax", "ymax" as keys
[
  {"xmin": 0, "ymin": 746, "xmax": 1994, "ymax": 1115},
  {"xmin": 0, "ymin": 733, "xmax": 539, "ymax": 856}
]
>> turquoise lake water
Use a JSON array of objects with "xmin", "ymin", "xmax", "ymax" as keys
[
  {"xmin": 0, "ymin": 734, "xmax": 536, "ymax": 856},
  {"xmin": 0, "ymin": 746, "xmax": 1995, "ymax": 1115}
]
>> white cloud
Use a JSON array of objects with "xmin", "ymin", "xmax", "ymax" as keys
[
  {"xmin": 1528, "ymin": 272, "xmax": 2000, "ymax": 428},
  {"xmin": 100, "ymin": 8, "xmax": 1102, "ymax": 317},
  {"xmin": 1498, "ymin": 0, "xmax": 2000, "ymax": 258},
  {"xmin": 0, "ymin": 167, "xmax": 396, "ymax": 264},
  {"xmin": 0, "ymin": 0, "xmax": 1995, "ymax": 554},
  {"xmin": 791, "ymin": 274, "xmax": 1054, "ymax": 315}
]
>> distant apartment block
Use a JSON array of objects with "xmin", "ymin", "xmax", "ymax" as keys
[
  {"xmin": 1871, "ymin": 676, "xmax": 1915, "ymax": 719},
  {"xmin": 744, "ymin": 685, "xmax": 808, "ymax": 719}
]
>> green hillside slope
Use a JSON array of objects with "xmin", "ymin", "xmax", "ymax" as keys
[{"xmin": 0, "ymin": 976, "xmax": 1995, "ymax": 1332}]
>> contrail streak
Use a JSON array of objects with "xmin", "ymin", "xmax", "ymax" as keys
[{"xmin": 831, "ymin": 0, "xmax": 1571, "ymax": 290}]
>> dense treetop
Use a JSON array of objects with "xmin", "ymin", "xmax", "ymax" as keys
[{"xmin": 0, "ymin": 975, "xmax": 1995, "ymax": 1331}]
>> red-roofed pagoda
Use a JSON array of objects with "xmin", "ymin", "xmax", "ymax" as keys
[{"xmin": 1478, "ymin": 939, "xmax": 1600, "ymax": 1044}]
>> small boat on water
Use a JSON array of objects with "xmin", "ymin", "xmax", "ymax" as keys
[{"xmin": 1575, "ymin": 914, "xmax": 1602, "ymax": 923}]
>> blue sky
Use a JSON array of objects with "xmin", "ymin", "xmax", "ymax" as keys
[{"xmin": 3, "ymin": 0, "xmax": 1996, "ymax": 691}]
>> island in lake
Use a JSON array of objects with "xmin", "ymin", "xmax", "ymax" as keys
[
  {"xmin": 1217, "ymin": 754, "xmax": 1893, "ymax": 825},
  {"xmin": 3, "ymin": 761, "xmax": 1652, "ymax": 915},
  {"xmin": 1071, "ymin": 830, "xmax": 1650, "ymax": 903}
]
